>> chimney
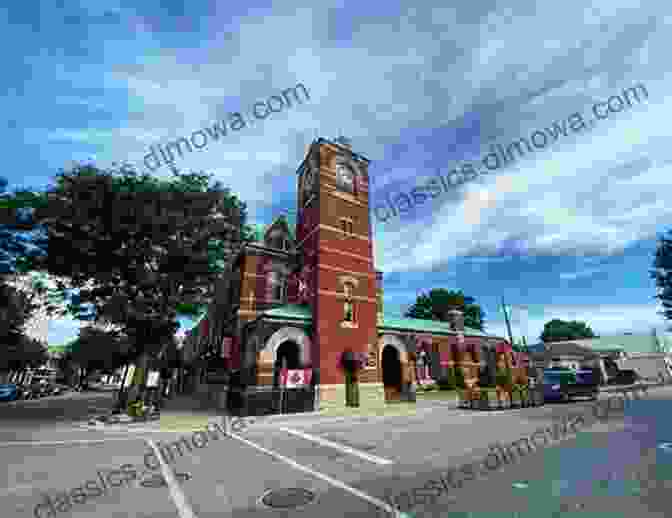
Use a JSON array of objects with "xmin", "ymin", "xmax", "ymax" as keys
[
  {"xmin": 444, "ymin": 308, "xmax": 464, "ymax": 332},
  {"xmin": 376, "ymin": 271, "xmax": 384, "ymax": 320}
]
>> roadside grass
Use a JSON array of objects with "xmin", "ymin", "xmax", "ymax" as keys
[
  {"xmin": 415, "ymin": 388, "xmax": 457, "ymax": 401},
  {"xmin": 318, "ymin": 384, "xmax": 418, "ymax": 417},
  {"xmin": 160, "ymin": 412, "xmax": 216, "ymax": 432}
]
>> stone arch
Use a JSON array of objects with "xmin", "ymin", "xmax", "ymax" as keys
[
  {"xmin": 264, "ymin": 326, "xmax": 312, "ymax": 366},
  {"xmin": 378, "ymin": 334, "xmax": 408, "ymax": 364}
]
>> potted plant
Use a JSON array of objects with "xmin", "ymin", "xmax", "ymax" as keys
[
  {"xmin": 338, "ymin": 350, "xmax": 367, "ymax": 407},
  {"xmin": 479, "ymin": 388, "xmax": 490, "ymax": 410},
  {"xmin": 438, "ymin": 367, "xmax": 456, "ymax": 391},
  {"xmin": 495, "ymin": 367, "xmax": 513, "ymax": 408},
  {"xmin": 454, "ymin": 366, "xmax": 466, "ymax": 389}
]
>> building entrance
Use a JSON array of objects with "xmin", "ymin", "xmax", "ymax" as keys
[{"xmin": 382, "ymin": 345, "xmax": 402, "ymax": 401}]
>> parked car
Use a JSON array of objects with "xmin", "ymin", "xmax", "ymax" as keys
[
  {"xmin": 0, "ymin": 384, "xmax": 19, "ymax": 402},
  {"xmin": 543, "ymin": 368, "xmax": 599, "ymax": 402},
  {"xmin": 51, "ymin": 383, "xmax": 70, "ymax": 396},
  {"xmin": 608, "ymin": 369, "xmax": 639, "ymax": 386}
]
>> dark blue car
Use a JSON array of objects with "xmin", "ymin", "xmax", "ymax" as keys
[
  {"xmin": 0, "ymin": 384, "xmax": 18, "ymax": 402},
  {"xmin": 543, "ymin": 369, "xmax": 599, "ymax": 402}
]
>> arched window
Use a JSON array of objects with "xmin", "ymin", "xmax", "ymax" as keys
[
  {"xmin": 343, "ymin": 282, "xmax": 355, "ymax": 322},
  {"xmin": 267, "ymin": 271, "xmax": 286, "ymax": 302}
]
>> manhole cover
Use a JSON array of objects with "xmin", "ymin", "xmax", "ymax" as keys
[
  {"xmin": 260, "ymin": 488, "xmax": 316, "ymax": 508},
  {"xmin": 141, "ymin": 472, "xmax": 191, "ymax": 488}
]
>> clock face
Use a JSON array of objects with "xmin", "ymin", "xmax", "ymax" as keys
[{"xmin": 336, "ymin": 164, "xmax": 355, "ymax": 191}]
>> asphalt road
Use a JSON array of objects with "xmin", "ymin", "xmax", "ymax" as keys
[{"xmin": 1, "ymin": 386, "xmax": 670, "ymax": 518}]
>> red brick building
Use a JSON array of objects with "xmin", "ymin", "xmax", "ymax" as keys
[{"xmin": 181, "ymin": 137, "xmax": 521, "ymax": 412}]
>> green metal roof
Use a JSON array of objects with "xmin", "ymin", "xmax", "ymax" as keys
[
  {"xmin": 258, "ymin": 306, "xmax": 504, "ymax": 339},
  {"xmin": 379, "ymin": 314, "xmax": 503, "ymax": 339},
  {"xmin": 248, "ymin": 223, "xmax": 268, "ymax": 243},
  {"xmin": 564, "ymin": 334, "xmax": 666, "ymax": 354},
  {"xmin": 262, "ymin": 304, "xmax": 312, "ymax": 321}
]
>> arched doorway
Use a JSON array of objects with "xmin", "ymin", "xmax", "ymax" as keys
[
  {"xmin": 273, "ymin": 341, "xmax": 301, "ymax": 387},
  {"xmin": 382, "ymin": 345, "xmax": 402, "ymax": 401}
]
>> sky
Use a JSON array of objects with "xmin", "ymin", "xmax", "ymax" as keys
[{"xmin": 2, "ymin": 1, "xmax": 671, "ymax": 345}]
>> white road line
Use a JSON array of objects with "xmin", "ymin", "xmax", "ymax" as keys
[
  {"xmin": 145, "ymin": 439, "xmax": 198, "ymax": 518},
  {"xmin": 278, "ymin": 426, "xmax": 394, "ymax": 465},
  {"xmin": 228, "ymin": 431, "xmax": 401, "ymax": 517},
  {"xmin": 0, "ymin": 438, "xmax": 142, "ymax": 447}
]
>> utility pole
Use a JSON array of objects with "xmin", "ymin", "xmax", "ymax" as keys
[{"xmin": 501, "ymin": 297, "xmax": 514, "ymax": 346}]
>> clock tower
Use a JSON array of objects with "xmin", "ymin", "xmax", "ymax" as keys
[{"xmin": 295, "ymin": 137, "xmax": 378, "ymax": 401}]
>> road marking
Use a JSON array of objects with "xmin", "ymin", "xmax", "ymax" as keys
[
  {"xmin": 145, "ymin": 439, "xmax": 199, "ymax": 518},
  {"xmin": 228, "ymin": 431, "xmax": 401, "ymax": 517},
  {"xmin": 278, "ymin": 426, "xmax": 394, "ymax": 465},
  {"xmin": 0, "ymin": 438, "xmax": 142, "ymax": 447}
]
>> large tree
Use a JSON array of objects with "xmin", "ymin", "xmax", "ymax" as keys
[
  {"xmin": 0, "ymin": 281, "xmax": 48, "ymax": 381},
  {"xmin": 65, "ymin": 325, "xmax": 133, "ymax": 386},
  {"xmin": 539, "ymin": 319, "xmax": 596, "ymax": 343},
  {"xmin": 651, "ymin": 229, "xmax": 672, "ymax": 326},
  {"xmin": 404, "ymin": 288, "xmax": 486, "ymax": 331},
  {"xmin": 24, "ymin": 163, "xmax": 250, "ymax": 402},
  {"xmin": 0, "ymin": 176, "xmax": 49, "ymax": 274}
]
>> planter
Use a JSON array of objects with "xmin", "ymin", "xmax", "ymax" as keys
[
  {"xmin": 344, "ymin": 370, "xmax": 360, "ymax": 407},
  {"xmin": 478, "ymin": 391, "xmax": 490, "ymax": 410}
]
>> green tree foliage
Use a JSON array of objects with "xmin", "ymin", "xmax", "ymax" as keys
[
  {"xmin": 539, "ymin": 319, "xmax": 596, "ymax": 343},
  {"xmin": 67, "ymin": 326, "xmax": 133, "ymax": 375},
  {"xmin": 0, "ymin": 176, "xmax": 49, "ymax": 274},
  {"xmin": 454, "ymin": 365, "xmax": 466, "ymax": 389},
  {"xmin": 26, "ymin": 163, "xmax": 250, "ymax": 370},
  {"xmin": 404, "ymin": 288, "xmax": 485, "ymax": 331},
  {"xmin": 651, "ymin": 229, "xmax": 672, "ymax": 324},
  {"xmin": 438, "ymin": 366, "xmax": 457, "ymax": 390},
  {"xmin": 495, "ymin": 366, "xmax": 513, "ymax": 388},
  {"xmin": 0, "ymin": 281, "xmax": 48, "ymax": 374}
]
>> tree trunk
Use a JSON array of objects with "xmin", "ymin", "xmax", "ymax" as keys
[{"xmin": 115, "ymin": 363, "xmax": 130, "ymax": 411}]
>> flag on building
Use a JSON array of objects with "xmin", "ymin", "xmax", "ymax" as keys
[
  {"xmin": 221, "ymin": 337, "xmax": 232, "ymax": 358},
  {"xmin": 280, "ymin": 368, "xmax": 312, "ymax": 388}
]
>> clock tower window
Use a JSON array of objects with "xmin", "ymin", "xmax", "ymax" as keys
[{"xmin": 342, "ymin": 282, "xmax": 355, "ymax": 323}]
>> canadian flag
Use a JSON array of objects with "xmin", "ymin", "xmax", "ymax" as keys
[
  {"xmin": 280, "ymin": 368, "xmax": 312, "ymax": 388},
  {"xmin": 221, "ymin": 337, "xmax": 232, "ymax": 358}
]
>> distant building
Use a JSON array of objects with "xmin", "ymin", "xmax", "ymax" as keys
[{"xmin": 533, "ymin": 333, "xmax": 672, "ymax": 383}]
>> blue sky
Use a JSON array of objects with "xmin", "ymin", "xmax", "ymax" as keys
[{"xmin": 2, "ymin": 1, "xmax": 671, "ymax": 345}]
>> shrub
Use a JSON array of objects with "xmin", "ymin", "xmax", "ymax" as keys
[
  {"xmin": 454, "ymin": 367, "xmax": 466, "ymax": 389},
  {"xmin": 479, "ymin": 367, "xmax": 495, "ymax": 388},
  {"xmin": 438, "ymin": 368, "xmax": 457, "ymax": 390}
]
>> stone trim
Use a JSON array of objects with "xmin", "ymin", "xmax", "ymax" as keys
[
  {"xmin": 262, "ymin": 326, "xmax": 312, "ymax": 366},
  {"xmin": 326, "ymin": 188, "xmax": 367, "ymax": 207},
  {"xmin": 318, "ymin": 264, "xmax": 376, "ymax": 279},
  {"xmin": 317, "ymin": 289, "xmax": 377, "ymax": 303},
  {"xmin": 337, "ymin": 275, "xmax": 360, "ymax": 287},
  {"xmin": 319, "ymin": 223, "xmax": 370, "ymax": 242},
  {"xmin": 319, "ymin": 245, "xmax": 373, "ymax": 264}
]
